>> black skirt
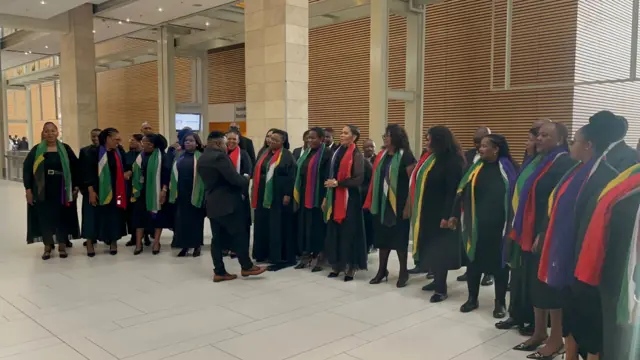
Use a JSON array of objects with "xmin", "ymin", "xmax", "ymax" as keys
[
  {"xmin": 372, "ymin": 215, "xmax": 409, "ymax": 250},
  {"xmin": 528, "ymin": 251, "xmax": 564, "ymax": 309},
  {"xmin": 173, "ymin": 201, "xmax": 205, "ymax": 249},
  {"xmin": 132, "ymin": 190, "xmax": 174, "ymax": 230},
  {"xmin": 27, "ymin": 200, "xmax": 80, "ymax": 244},
  {"xmin": 566, "ymin": 281, "xmax": 602, "ymax": 355},
  {"xmin": 94, "ymin": 204, "xmax": 127, "ymax": 244},
  {"xmin": 297, "ymin": 207, "xmax": 326, "ymax": 254},
  {"xmin": 325, "ymin": 195, "xmax": 368, "ymax": 271},
  {"xmin": 81, "ymin": 195, "xmax": 98, "ymax": 240},
  {"xmin": 417, "ymin": 227, "xmax": 462, "ymax": 272}
]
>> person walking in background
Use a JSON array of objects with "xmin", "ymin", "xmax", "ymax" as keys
[
  {"xmin": 169, "ymin": 132, "xmax": 206, "ymax": 258},
  {"xmin": 79, "ymin": 128, "xmax": 101, "ymax": 249},
  {"xmin": 23, "ymin": 122, "xmax": 80, "ymax": 260},
  {"xmin": 365, "ymin": 124, "xmax": 416, "ymax": 288},
  {"xmin": 131, "ymin": 134, "xmax": 172, "ymax": 255},
  {"xmin": 323, "ymin": 125, "xmax": 368, "ymax": 281},
  {"xmin": 449, "ymin": 134, "xmax": 517, "ymax": 318},
  {"xmin": 224, "ymin": 128, "xmax": 253, "ymax": 258},
  {"xmin": 229, "ymin": 122, "xmax": 256, "ymax": 166},
  {"xmin": 412, "ymin": 126, "xmax": 464, "ymax": 302},
  {"xmin": 82, "ymin": 128, "xmax": 130, "ymax": 257},
  {"xmin": 292, "ymin": 130, "xmax": 310, "ymax": 161},
  {"xmin": 510, "ymin": 122, "xmax": 575, "ymax": 359},
  {"xmin": 251, "ymin": 129, "xmax": 297, "ymax": 271},
  {"xmin": 362, "ymin": 139, "xmax": 376, "ymax": 253},
  {"xmin": 198, "ymin": 131, "xmax": 266, "ymax": 282},
  {"xmin": 293, "ymin": 127, "xmax": 332, "ymax": 271}
]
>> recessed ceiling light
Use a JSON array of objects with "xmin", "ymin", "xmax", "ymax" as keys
[
  {"xmin": 24, "ymin": 52, "xmax": 28, "ymax": 55},
  {"xmin": 126, "ymin": 18, "xmax": 131, "ymax": 22},
  {"xmin": 158, "ymin": 7, "xmax": 163, "ymax": 12},
  {"xmin": 40, "ymin": 0, "xmax": 46, "ymax": 4},
  {"xmin": 205, "ymin": 21, "xmax": 210, "ymax": 26},
  {"xmin": 92, "ymin": 30, "xmax": 96, "ymax": 34},
  {"xmin": 45, "ymin": 45, "xmax": 49, "ymax": 49},
  {"xmin": 118, "ymin": 21, "xmax": 122, "ymax": 24},
  {"xmin": 28, "ymin": 50, "xmax": 32, "ymax": 54}
]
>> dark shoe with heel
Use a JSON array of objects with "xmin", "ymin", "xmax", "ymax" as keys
[
  {"xmin": 328, "ymin": 272, "xmax": 340, "ymax": 278},
  {"xmin": 134, "ymin": 247, "xmax": 143, "ymax": 255},
  {"xmin": 407, "ymin": 266, "xmax": 424, "ymax": 275},
  {"xmin": 177, "ymin": 248, "xmax": 188, "ymax": 257},
  {"xmin": 495, "ymin": 317, "xmax": 518, "ymax": 330},
  {"xmin": 152, "ymin": 244, "xmax": 161, "ymax": 255},
  {"xmin": 526, "ymin": 345, "xmax": 565, "ymax": 360},
  {"xmin": 493, "ymin": 300, "xmax": 506, "ymax": 319},
  {"xmin": 481, "ymin": 274, "xmax": 494, "ymax": 286},
  {"xmin": 422, "ymin": 281, "xmax": 436, "ymax": 291},
  {"xmin": 369, "ymin": 270, "xmax": 389, "ymax": 284},
  {"xmin": 513, "ymin": 338, "xmax": 547, "ymax": 352},
  {"xmin": 396, "ymin": 272, "xmax": 409, "ymax": 288},
  {"xmin": 192, "ymin": 247, "xmax": 201, "ymax": 257},
  {"xmin": 42, "ymin": 246, "xmax": 52, "ymax": 260},
  {"xmin": 430, "ymin": 293, "xmax": 448, "ymax": 303},
  {"xmin": 460, "ymin": 298, "xmax": 479, "ymax": 313}
]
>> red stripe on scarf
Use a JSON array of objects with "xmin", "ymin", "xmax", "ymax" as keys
[
  {"xmin": 575, "ymin": 173, "xmax": 640, "ymax": 286},
  {"xmin": 229, "ymin": 146, "xmax": 240, "ymax": 171},
  {"xmin": 251, "ymin": 151, "xmax": 269, "ymax": 209},
  {"xmin": 114, "ymin": 150, "xmax": 127, "ymax": 210},
  {"xmin": 517, "ymin": 161, "xmax": 554, "ymax": 251},
  {"xmin": 410, "ymin": 151, "xmax": 432, "ymax": 204},
  {"xmin": 304, "ymin": 150, "xmax": 320, "ymax": 209},
  {"xmin": 363, "ymin": 150, "xmax": 385, "ymax": 210},
  {"xmin": 538, "ymin": 169, "xmax": 577, "ymax": 282},
  {"xmin": 333, "ymin": 143, "xmax": 356, "ymax": 224}
]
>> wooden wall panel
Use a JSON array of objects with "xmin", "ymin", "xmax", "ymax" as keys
[
  {"xmin": 175, "ymin": 57, "xmax": 193, "ymax": 103},
  {"xmin": 207, "ymin": 46, "xmax": 246, "ymax": 105},
  {"xmin": 95, "ymin": 37, "xmax": 154, "ymax": 58}
]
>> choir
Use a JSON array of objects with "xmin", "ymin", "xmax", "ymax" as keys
[{"xmin": 21, "ymin": 114, "xmax": 639, "ymax": 360}]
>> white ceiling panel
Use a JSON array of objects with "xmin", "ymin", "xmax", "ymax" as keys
[
  {"xmin": 99, "ymin": 0, "xmax": 236, "ymax": 25},
  {"xmin": 1, "ymin": 51, "xmax": 47, "ymax": 70},
  {"xmin": 0, "ymin": 0, "xmax": 109, "ymax": 19}
]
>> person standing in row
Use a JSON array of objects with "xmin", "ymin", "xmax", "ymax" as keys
[
  {"xmin": 292, "ymin": 130, "xmax": 310, "ymax": 161},
  {"xmin": 257, "ymin": 128, "xmax": 277, "ymax": 159},
  {"xmin": 198, "ymin": 131, "xmax": 266, "ymax": 282},
  {"xmin": 83, "ymin": 128, "xmax": 129, "ymax": 256},
  {"xmin": 124, "ymin": 134, "xmax": 145, "ymax": 247},
  {"xmin": 293, "ymin": 127, "xmax": 332, "ymax": 271},
  {"xmin": 224, "ymin": 129, "xmax": 253, "ymax": 258},
  {"xmin": 323, "ymin": 125, "xmax": 368, "ymax": 281},
  {"xmin": 23, "ymin": 122, "xmax": 80, "ymax": 260},
  {"xmin": 366, "ymin": 124, "xmax": 416, "ymax": 287},
  {"xmin": 252, "ymin": 130, "xmax": 297, "ymax": 271},
  {"xmin": 131, "ymin": 134, "xmax": 172, "ymax": 255},
  {"xmin": 169, "ymin": 132, "xmax": 206, "ymax": 257},
  {"xmin": 79, "ymin": 128, "xmax": 101, "ymax": 248},
  {"xmin": 449, "ymin": 134, "xmax": 517, "ymax": 318},
  {"xmin": 229, "ymin": 122, "xmax": 256, "ymax": 166},
  {"xmin": 412, "ymin": 126, "xmax": 464, "ymax": 302},
  {"xmin": 510, "ymin": 122, "xmax": 575, "ymax": 359},
  {"xmin": 323, "ymin": 127, "xmax": 341, "ymax": 152},
  {"xmin": 362, "ymin": 139, "xmax": 376, "ymax": 253}
]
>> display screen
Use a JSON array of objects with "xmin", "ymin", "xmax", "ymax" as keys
[{"xmin": 175, "ymin": 113, "xmax": 201, "ymax": 131}]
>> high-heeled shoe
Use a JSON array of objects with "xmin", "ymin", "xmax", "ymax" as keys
[
  {"xmin": 344, "ymin": 274, "xmax": 355, "ymax": 282},
  {"xmin": 396, "ymin": 272, "xmax": 409, "ymax": 288},
  {"xmin": 110, "ymin": 244, "xmax": 118, "ymax": 256},
  {"xmin": 369, "ymin": 270, "xmax": 389, "ymax": 284},
  {"xmin": 134, "ymin": 247, "xmax": 143, "ymax": 255},
  {"xmin": 513, "ymin": 338, "xmax": 547, "ymax": 352},
  {"xmin": 328, "ymin": 272, "xmax": 340, "ymax": 278},
  {"xmin": 192, "ymin": 247, "xmax": 201, "ymax": 257},
  {"xmin": 42, "ymin": 246, "xmax": 52, "ymax": 260},
  {"xmin": 86, "ymin": 243, "xmax": 96, "ymax": 258},
  {"xmin": 177, "ymin": 248, "xmax": 188, "ymax": 257},
  {"xmin": 152, "ymin": 244, "xmax": 161, "ymax": 255},
  {"xmin": 311, "ymin": 265, "xmax": 323, "ymax": 272},
  {"xmin": 526, "ymin": 344, "xmax": 565, "ymax": 359}
]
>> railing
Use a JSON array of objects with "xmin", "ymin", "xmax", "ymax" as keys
[{"xmin": 4, "ymin": 151, "xmax": 28, "ymax": 182}]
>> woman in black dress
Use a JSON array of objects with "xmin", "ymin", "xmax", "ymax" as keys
[
  {"xmin": 366, "ymin": 124, "xmax": 416, "ymax": 287},
  {"xmin": 510, "ymin": 122, "xmax": 576, "ymax": 359},
  {"xmin": 256, "ymin": 128, "xmax": 277, "ymax": 159},
  {"xmin": 323, "ymin": 125, "xmax": 368, "ymax": 281},
  {"xmin": 82, "ymin": 128, "xmax": 129, "ymax": 256},
  {"xmin": 411, "ymin": 126, "xmax": 464, "ymax": 302},
  {"xmin": 124, "ymin": 134, "xmax": 145, "ymax": 246},
  {"xmin": 251, "ymin": 129, "xmax": 297, "ymax": 271},
  {"xmin": 169, "ymin": 132, "xmax": 206, "ymax": 257},
  {"xmin": 23, "ymin": 122, "xmax": 80, "ymax": 260},
  {"xmin": 449, "ymin": 134, "xmax": 517, "ymax": 317},
  {"xmin": 293, "ymin": 127, "xmax": 332, "ymax": 271},
  {"xmin": 131, "ymin": 133, "xmax": 172, "ymax": 255},
  {"xmin": 224, "ymin": 129, "xmax": 253, "ymax": 258}
]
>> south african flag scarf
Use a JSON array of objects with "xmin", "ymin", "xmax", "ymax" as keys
[
  {"xmin": 131, "ymin": 149, "xmax": 162, "ymax": 214},
  {"xmin": 323, "ymin": 143, "xmax": 356, "ymax": 224},
  {"xmin": 575, "ymin": 164, "xmax": 640, "ymax": 324},
  {"xmin": 33, "ymin": 140, "xmax": 72, "ymax": 205},
  {"xmin": 293, "ymin": 145, "xmax": 325, "ymax": 212},
  {"xmin": 363, "ymin": 149, "xmax": 404, "ymax": 225},
  {"xmin": 168, "ymin": 151, "xmax": 205, "ymax": 208},
  {"xmin": 98, "ymin": 146, "xmax": 127, "ymax": 209},
  {"xmin": 409, "ymin": 151, "xmax": 436, "ymax": 255},
  {"xmin": 251, "ymin": 148, "xmax": 283, "ymax": 209},
  {"xmin": 456, "ymin": 158, "xmax": 517, "ymax": 264}
]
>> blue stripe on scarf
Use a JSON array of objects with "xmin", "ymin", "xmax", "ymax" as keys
[{"xmin": 499, "ymin": 157, "xmax": 518, "ymax": 266}]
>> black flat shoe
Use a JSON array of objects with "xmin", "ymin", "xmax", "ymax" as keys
[
  {"xmin": 192, "ymin": 247, "xmax": 201, "ymax": 257},
  {"xmin": 407, "ymin": 266, "xmax": 424, "ymax": 275},
  {"xmin": 328, "ymin": 272, "xmax": 340, "ymax": 278},
  {"xmin": 87, "ymin": 252, "xmax": 96, "ymax": 258},
  {"xmin": 42, "ymin": 248, "xmax": 52, "ymax": 260},
  {"xmin": 457, "ymin": 272, "xmax": 468, "ymax": 282},
  {"xmin": 422, "ymin": 281, "xmax": 436, "ymax": 291},
  {"xmin": 481, "ymin": 274, "xmax": 494, "ymax": 286},
  {"xmin": 460, "ymin": 299, "xmax": 479, "ymax": 313},
  {"xmin": 369, "ymin": 270, "xmax": 389, "ymax": 284},
  {"xmin": 59, "ymin": 250, "xmax": 68, "ymax": 259},
  {"xmin": 430, "ymin": 293, "xmax": 448, "ymax": 303},
  {"xmin": 513, "ymin": 338, "xmax": 547, "ymax": 352},
  {"xmin": 177, "ymin": 248, "xmax": 188, "ymax": 257},
  {"xmin": 134, "ymin": 247, "xmax": 143, "ymax": 255},
  {"xmin": 396, "ymin": 272, "xmax": 409, "ymax": 288},
  {"xmin": 519, "ymin": 324, "xmax": 535, "ymax": 337},
  {"xmin": 495, "ymin": 317, "xmax": 518, "ymax": 330},
  {"xmin": 526, "ymin": 345, "xmax": 565, "ymax": 360},
  {"xmin": 311, "ymin": 265, "xmax": 323, "ymax": 272},
  {"xmin": 344, "ymin": 275, "xmax": 354, "ymax": 282},
  {"xmin": 493, "ymin": 300, "xmax": 507, "ymax": 319}
]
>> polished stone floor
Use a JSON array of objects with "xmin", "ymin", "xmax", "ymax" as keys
[{"xmin": 0, "ymin": 179, "xmax": 532, "ymax": 360}]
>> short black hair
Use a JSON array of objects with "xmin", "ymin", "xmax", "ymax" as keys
[
  {"xmin": 308, "ymin": 127, "xmax": 325, "ymax": 139},
  {"xmin": 324, "ymin": 127, "xmax": 334, "ymax": 133},
  {"xmin": 207, "ymin": 130, "xmax": 226, "ymax": 140},
  {"xmin": 99, "ymin": 128, "xmax": 119, "ymax": 146},
  {"xmin": 132, "ymin": 133, "xmax": 143, "ymax": 142}
]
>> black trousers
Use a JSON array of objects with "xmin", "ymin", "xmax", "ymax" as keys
[
  {"xmin": 209, "ymin": 215, "xmax": 254, "ymax": 276},
  {"xmin": 467, "ymin": 262, "xmax": 509, "ymax": 304},
  {"xmin": 433, "ymin": 270, "xmax": 449, "ymax": 294}
]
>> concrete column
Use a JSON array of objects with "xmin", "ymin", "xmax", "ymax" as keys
[
  {"xmin": 369, "ymin": 0, "xmax": 389, "ymax": 144},
  {"xmin": 158, "ymin": 26, "xmax": 176, "ymax": 140},
  {"xmin": 405, "ymin": 7, "xmax": 426, "ymax": 153},
  {"xmin": 196, "ymin": 52, "xmax": 209, "ymax": 138},
  {"xmin": 244, "ymin": 0, "xmax": 309, "ymax": 149},
  {"xmin": 59, "ymin": 3, "xmax": 98, "ymax": 150},
  {"xmin": 0, "ymin": 55, "xmax": 6, "ymax": 178}
]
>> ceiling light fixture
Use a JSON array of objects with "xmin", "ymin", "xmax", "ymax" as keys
[
  {"xmin": 205, "ymin": 21, "xmax": 210, "ymax": 26},
  {"xmin": 24, "ymin": 52, "xmax": 28, "ymax": 55},
  {"xmin": 118, "ymin": 20, "xmax": 122, "ymax": 24},
  {"xmin": 92, "ymin": 30, "xmax": 96, "ymax": 34},
  {"xmin": 40, "ymin": 0, "xmax": 46, "ymax": 4},
  {"xmin": 126, "ymin": 18, "xmax": 131, "ymax": 22},
  {"xmin": 45, "ymin": 45, "xmax": 49, "ymax": 49},
  {"xmin": 158, "ymin": 7, "xmax": 163, "ymax": 12},
  {"xmin": 28, "ymin": 50, "xmax": 32, "ymax": 54}
]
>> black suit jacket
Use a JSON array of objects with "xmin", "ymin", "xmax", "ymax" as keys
[
  {"xmin": 238, "ymin": 135, "xmax": 256, "ymax": 166},
  {"xmin": 197, "ymin": 148, "xmax": 249, "ymax": 219},
  {"xmin": 464, "ymin": 148, "xmax": 478, "ymax": 171},
  {"xmin": 292, "ymin": 147, "xmax": 303, "ymax": 160}
]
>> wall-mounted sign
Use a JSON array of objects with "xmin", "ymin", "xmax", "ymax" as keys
[{"xmin": 234, "ymin": 103, "xmax": 246, "ymax": 122}]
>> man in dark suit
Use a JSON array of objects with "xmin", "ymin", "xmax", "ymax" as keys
[
  {"xmin": 197, "ymin": 131, "xmax": 266, "ymax": 282},
  {"xmin": 292, "ymin": 130, "xmax": 310, "ymax": 160},
  {"xmin": 230, "ymin": 122, "xmax": 256, "ymax": 166},
  {"xmin": 323, "ymin": 127, "xmax": 340, "ymax": 151}
]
